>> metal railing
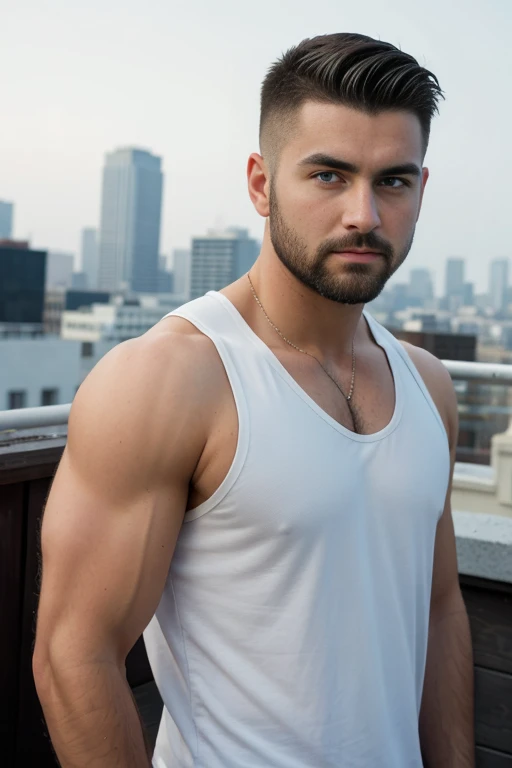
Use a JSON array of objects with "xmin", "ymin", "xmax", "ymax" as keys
[{"xmin": 2, "ymin": 360, "xmax": 512, "ymax": 432}]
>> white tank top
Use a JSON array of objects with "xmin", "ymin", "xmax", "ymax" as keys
[{"xmin": 143, "ymin": 291, "xmax": 450, "ymax": 768}]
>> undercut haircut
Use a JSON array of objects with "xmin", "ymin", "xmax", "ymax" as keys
[{"xmin": 260, "ymin": 33, "xmax": 444, "ymax": 172}]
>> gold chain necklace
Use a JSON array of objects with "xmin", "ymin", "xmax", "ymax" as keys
[{"xmin": 247, "ymin": 272, "xmax": 356, "ymax": 402}]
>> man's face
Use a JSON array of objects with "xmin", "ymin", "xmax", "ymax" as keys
[{"xmin": 267, "ymin": 101, "xmax": 428, "ymax": 304}]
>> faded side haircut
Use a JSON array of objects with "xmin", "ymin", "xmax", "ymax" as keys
[{"xmin": 260, "ymin": 33, "xmax": 443, "ymax": 172}]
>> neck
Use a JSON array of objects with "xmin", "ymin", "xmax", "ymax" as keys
[{"xmin": 247, "ymin": 238, "xmax": 366, "ymax": 365}]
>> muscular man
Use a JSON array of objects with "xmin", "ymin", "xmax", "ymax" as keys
[{"xmin": 33, "ymin": 32, "xmax": 474, "ymax": 767}]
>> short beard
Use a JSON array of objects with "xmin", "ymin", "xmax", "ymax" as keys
[{"xmin": 268, "ymin": 181, "xmax": 415, "ymax": 305}]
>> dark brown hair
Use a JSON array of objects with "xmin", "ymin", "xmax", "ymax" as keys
[{"xmin": 260, "ymin": 33, "xmax": 443, "ymax": 167}]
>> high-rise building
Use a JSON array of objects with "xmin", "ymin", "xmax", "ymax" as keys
[
  {"xmin": 0, "ymin": 241, "xmax": 47, "ymax": 326},
  {"xmin": 463, "ymin": 282, "xmax": 474, "ymax": 307},
  {"xmin": 190, "ymin": 228, "xmax": 260, "ymax": 300},
  {"xmin": 445, "ymin": 258, "xmax": 465, "ymax": 298},
  {"xmin": 81, "ymin": 227, "xmax": 98, "ymax": 290},
  {"xmin": 408, "ymin": 268, "xmax": 434, "ymax": 306},
  {"xmin": 172, "ymin": 248, "xmax": 191, "ymax": 299},
  {"xmin": 444, "ymin": 257, "xmax": 465, "ymax": 312},
  {"xmin": 0, "ymin": 201, "xmax": 14, "ymax": 239},
  {"xmin": 71, "ymin": 272, "xmax": 88, "ymax": 290},
  {"xmin": 46, "ymin": 251, "xmax": 75, "ymax": 289},
  {"xmin": 489, "ymin": 258, "xmax": 509, "ymax": 314},
  {"xmin": 97, "ymin": 148, "xmax": 163, "ymax": 294},
  {"xmin": 157, "ymin": 255, "xmax": 174, "ymax": 293}
]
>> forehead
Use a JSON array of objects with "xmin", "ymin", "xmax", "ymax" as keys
[{"xmin": 283, "ymin": 101, "xmax": 424, "ymax": 170}]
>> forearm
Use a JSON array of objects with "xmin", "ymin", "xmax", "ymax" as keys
[
  {"xmin": 34, "ymin": 658, "xmax": 151, "ymax": 768},
  {"xmin": 419, "ymin": 598, "xmax": 475, "ymax": 767}
]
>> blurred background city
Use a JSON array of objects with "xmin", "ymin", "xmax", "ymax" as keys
[{"xmin": 1, "ymin": 0, "xmax": 512, "ymax": 476}]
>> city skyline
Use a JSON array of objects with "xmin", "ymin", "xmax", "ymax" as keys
[{"xmin": 2, "ymin": 0, "xmax": 511, "ymax": 293}]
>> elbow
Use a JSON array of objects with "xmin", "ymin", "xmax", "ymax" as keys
[
  {"xmin": 32, "ymin": 639, "xmax": 56, "ymax": 702},
  {"xmin": 32, "ymin": 628, "xmax": 126, "ymax": 701}
]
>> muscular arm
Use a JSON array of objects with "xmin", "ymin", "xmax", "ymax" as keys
[
  {"xmin": 33, "ymin": 324, "xmax": 217, "ymax": 767},
  {"xmin": 402, "ymin": 343, "xmax": 475, "ymax": 767}
]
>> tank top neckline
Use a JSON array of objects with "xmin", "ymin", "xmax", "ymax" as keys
[{"xmin": 207, "ymin": 290, "xmax": 404, "ymax": 443}]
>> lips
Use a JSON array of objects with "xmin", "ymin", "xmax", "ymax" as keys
[
  {"xmin": 338, "ymin": 250, "xmax": 381, "ymax": 255},
  {"xmin": 333, "ymin": 250, "xmax": 382, "ymax": 262}
]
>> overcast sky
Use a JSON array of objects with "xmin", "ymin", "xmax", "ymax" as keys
[{"xmin": 2, "ymin": 0, "xmax": 510, "ymax": 293}]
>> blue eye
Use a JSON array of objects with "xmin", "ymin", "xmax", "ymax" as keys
[{"xmin": 315, "ymin": 172, "xmax": 340, "ymax": 184}]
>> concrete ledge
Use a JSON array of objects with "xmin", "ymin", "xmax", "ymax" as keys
[{"xmin": 454, "ymin": 510, "xmax": 512, "ymax": 584}]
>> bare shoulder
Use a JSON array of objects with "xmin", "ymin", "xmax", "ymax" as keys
[
  {"xmin": 399, "ymin": 340, "xmax": 458, "ymax": 447},
  {"xmin": 69, "ymin": 315, "xmax": 229, "ymax": 491}
]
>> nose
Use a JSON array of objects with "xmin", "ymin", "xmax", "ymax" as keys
[{"xmin": 340, "ymin": 182, "xmax": 381, "ymax": 232}]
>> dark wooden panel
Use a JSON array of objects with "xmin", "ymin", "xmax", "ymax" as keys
[
  {"xmin": 0, "ymin": 482, "xmax": 25, "ymax": 767},
  {"xmin": 477, "ymin": 745, "xmax": 512, "ymax": 767},
  {"xmin": 126, "ymin": 635, "xmax": 154, "ymax": 689},
  {"xmin": 461, "ymin": 574, "xmax": 512, "ymax": 598},
  {"xmin": 475, "ymin": 666, "xmax": 512, "ymax": 754},
  {"xmin": 15, "ymin": 476, "xmax": 59, "ymax": 767},
  {"xmin": 133, "ymin": 680, "xmax": 163, "ymax": 750},
  {"xmin": 0, "ymin": 439, "xmax": 64, "ymax": 486},
  {"xmin": 461, "ymin": 584, "xmax": 512, "ymax": 675}
]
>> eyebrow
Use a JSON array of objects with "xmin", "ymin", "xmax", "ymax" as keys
[{"xmin": 298, "ymin": 153, "xmax": 422, "ymax": 178}]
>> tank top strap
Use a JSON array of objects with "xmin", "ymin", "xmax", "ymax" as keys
[
  {"xmin": 363, "ymin": 309, "xmax": 448, "ymax": 441},
  {"xmin": 164, "ymin": 291, "xmax": 241, "ymax": 338},
  {"xmin": 163, "ymin": 292, "xmax": 250, "ymax": 522}
]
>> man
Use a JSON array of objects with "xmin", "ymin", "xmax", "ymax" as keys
[{"xmin": 33, "ymin": 32, "xmax": 474, "ymax": 767}]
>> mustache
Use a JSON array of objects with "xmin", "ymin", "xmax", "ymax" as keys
[{"xmin": 318, "ymin": 233, "xmax": 394, "ymax": 261}]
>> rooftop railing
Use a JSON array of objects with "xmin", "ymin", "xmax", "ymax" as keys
[{"xmin": 2, "ymin": 360, "xmax": 512, "ymax": 432}]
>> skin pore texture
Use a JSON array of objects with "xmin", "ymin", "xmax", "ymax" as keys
[{"xmin": 33, "ymin": 97, "xmax": 474, "ymax": 768}]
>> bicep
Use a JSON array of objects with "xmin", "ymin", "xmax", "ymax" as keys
[
  {"xmin": 37, "ymin": 446, "xmax": 185, "ymax": 666},
  {"xmin": 35, "ymin": 336, "xmax": 204, "ymax": 667}
]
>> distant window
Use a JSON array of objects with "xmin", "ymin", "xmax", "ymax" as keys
[
  {"xmin": 41, "ymin": 388, "xmax": 59, "ymax": 406},
  {"xmin": 8, "ymin": 390, "xmax": 27, "ymax": 409},
  {"xmin": 81, "ymin": 341, "xmax": 93, "ymax": 358}
]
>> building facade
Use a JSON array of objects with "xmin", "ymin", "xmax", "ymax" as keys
[
  {"xmin": 408, "ymin": 268, "xmax": 434, "ymax": 306},
  {"xmin": 97, "ymin": 148, "xmax": 163, "ymax": 294},
  {"xmin": 489, "ymin": 258, "xmax": 509, "ymax": 314},
  {"xmin": 172, "ymin": 248, "xmax": 191, "ymax": 299},
  {"xmin": 190, "ymin": 228, "xmax": 259, "ymax": 301},
  {"xmin": 0, "ymin": 241, "xmax": 47, "ymax": 326},
  {"xmin": 46, "ymin": 251, "xmax": 75, "ymax": 289},
  {"xmin": 61, "ymin": 294, "xmax": 182, "ymax": 344},
  {"xmin": 0, "ymin": 336, "xmax": 115, "ymax": 410},
  {"xmin": 0, "ymin": 201, "xmax": 13, "ymax": 239},
  {"xmin": 445, "ymin": 257, "xmax": 465, "ymax": 311},
  {"xmin": 81, "ymin": 227, "xmax": 99, "ymax": 290}
]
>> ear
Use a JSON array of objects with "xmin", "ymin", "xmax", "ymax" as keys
[
  {"xmin": 247, "ymin": 153, "xmax": 270, "ymax": 217},
  {"xmin": 416, "ymin": 167, "xmax": 429, "ymax": 221}
]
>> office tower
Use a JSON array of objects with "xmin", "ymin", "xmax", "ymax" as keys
[
  {"xmin": 444, "ymin": 257, "xmax": 465, "ymax": 312},
  {"xmin": 190, "ymin": 228, "xmax": 259, "ymax": 300},
  {"xmin": 0, "ymin": 201, "xmax": 14, "ymax": 239},
  {"xmin": 46, "ymin": 251, "xmax": 75, "ymax": 289},
  {"xmin": 81, "ymin": 227, "xmax": 98, "ymax": 290},
  {"xmin": 173, "ymin": 248, "xmax": 191, "ymax": 299},
  {"xmin": 489, "ymin": 258, "xmax": 509, "ymax": 313},
  {"xmin": 463, "ymin": 282, "xmax": 474, "ymax": 307},
  {"xmin": 157, "ymin": 255, "xmax": 174, "ymax": 293},
  {"xmin": 445, "ymin": 258, "xmax": 465, "ymax": 298},
  {"xmin": 408, "ymin": 268, "xmax": 434, "ymax": 306},
  {"xmin": 71, "ymin": 272, "xmax": 88, "ymax": 290},
  {"xmin": 97, "ymin": 148, "xmax": 163, "ymax": 293},
  {"xmin": 0, "ymin": 241, "xmax": 47, "ymax": 324},
  {"xmin": 388, "ymin": 283, "xmax": 409, "ymax": 312}
]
